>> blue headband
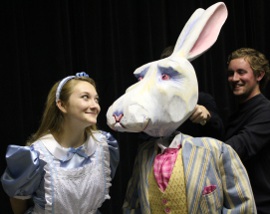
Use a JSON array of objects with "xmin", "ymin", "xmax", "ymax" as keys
[{"xmin": 55, "ymin": 72, "xmax": 89, "ymax": 102}]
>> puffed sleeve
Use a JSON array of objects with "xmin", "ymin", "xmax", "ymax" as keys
[
  {"xmin": 103, "ymin": 131, "xmax": 120, "ymax": 178},
  {"xmin": 1, "ymin": 145, "xmax": 45, "ymax": 199}
]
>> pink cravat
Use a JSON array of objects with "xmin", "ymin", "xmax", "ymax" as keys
[{"xmin": 153, "ymin": 145, "xmax": 181, "ymax": 191}]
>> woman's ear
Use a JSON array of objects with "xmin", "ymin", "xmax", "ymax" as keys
[
  {"xmin": 257, "ymin": 70, "xmax": 265, "ymax": 82},
  {"xmin": 56, "ymin": 100, "xmax": 67, "ymax": 113}
]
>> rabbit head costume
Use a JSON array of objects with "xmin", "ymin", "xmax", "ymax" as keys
[{"xmin": 107, "ymin": 2, "xmax": 256, "ymax": 213}]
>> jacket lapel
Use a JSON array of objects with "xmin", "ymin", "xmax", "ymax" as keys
[{"xmin": 182, "ymin": 138, "xmax": 212, "ymax": 213}]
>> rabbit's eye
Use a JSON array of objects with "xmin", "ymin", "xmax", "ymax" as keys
[
  {"xmin": 158, "ymin": 65, "xmax": 178, "ymax": 80},
  {"xmin": 134, "ymin": 74, "xmax": 144, "ymax": 81},
  {"xmin": 134, "ymin": 71, "xmax": 146, "ymax": 81},
  {"xmin": 161, "ymin": 73, "xmax": 171, "ymax": 80},
  {"xmin": 138, "ymin": 76, "xmax": 144, "ymax": 81}
]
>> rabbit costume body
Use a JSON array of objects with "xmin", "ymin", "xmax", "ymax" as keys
[{"xmin": 107, "ymin": 2, "xmax": 256, "ymax": 213}]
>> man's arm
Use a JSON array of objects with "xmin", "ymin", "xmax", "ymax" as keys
[
  {"xmin": 225, "ymin": 108, "xmax": 270, "ymax": 161},
  {"xmin": 190, "ymin": 92, "xmax": 225, "ymax": 140}
]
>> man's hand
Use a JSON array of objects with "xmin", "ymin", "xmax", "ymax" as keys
[{"xmin": 189, "ymin": 104, "xmax": 211, "ymax": 125}]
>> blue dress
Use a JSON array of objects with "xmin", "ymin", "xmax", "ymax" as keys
[{"xmin": 1, "ymin": 131, "xmax": 119, "ymax": 214}]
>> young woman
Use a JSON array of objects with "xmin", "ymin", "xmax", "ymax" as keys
[{"xmin": 1, "ymin": 72, "xmax": 119, "ymax": 214}]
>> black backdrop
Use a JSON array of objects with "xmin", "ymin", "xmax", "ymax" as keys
[{"xmin": 1, "ymin": 0, "xmax": 270, "ymax": 213}]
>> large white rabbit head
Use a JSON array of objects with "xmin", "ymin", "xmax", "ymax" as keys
[{"xmin": 107, "ymin": 2, "xmax": 227, "ymax": 137}]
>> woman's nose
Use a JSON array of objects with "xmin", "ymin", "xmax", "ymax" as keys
[{"xmin": 90, "ymin": 99, "xmax": 100, "ymax": 109}]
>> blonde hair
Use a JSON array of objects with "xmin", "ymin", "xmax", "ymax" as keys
[
  {"xmin": 227, "ymin": 48, "xmax": 270, "ymax": 89},
  {"xmin": 27, "ymin": 76, "xmax": 98, "ymax": 145}
]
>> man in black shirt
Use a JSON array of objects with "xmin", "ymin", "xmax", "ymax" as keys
[{"xmin": 225, "ymin": 48, "xmax": 270, "ymax": 213}]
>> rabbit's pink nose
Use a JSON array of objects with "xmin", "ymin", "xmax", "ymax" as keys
[{"xmin": 113, "ymin": 113, "xmax": 124, "ymax": 122}]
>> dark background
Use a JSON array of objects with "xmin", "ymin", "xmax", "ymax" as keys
[{"xmin": 1, "ymin": 0, "xmax": 270, "ymax": 213}]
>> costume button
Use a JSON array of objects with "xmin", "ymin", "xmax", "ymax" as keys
[
  {"xmin": 162, "ymin": 198, "xmax": 168, "ymax": 204},
  {"xmin": 165, "ymin": 207, "xmax": 171, "ymax": 213}
]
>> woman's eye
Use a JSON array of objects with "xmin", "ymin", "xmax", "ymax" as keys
[
  {"xmin": 161, "ymin": 73, "xmax": 171, "ymax": 80},
  {"xmin": 82, "ymin": 95, "xmax": 89, "ymax": 99}
]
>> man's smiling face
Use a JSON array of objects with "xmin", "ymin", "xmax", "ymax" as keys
[{"xmin": 227, "ymin": 57, "xmax": 262, "ymax": 102}]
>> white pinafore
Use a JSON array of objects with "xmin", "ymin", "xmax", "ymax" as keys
[{"xmin": 31, "ymin": 133, "xmax": 111, "ymax": 214}]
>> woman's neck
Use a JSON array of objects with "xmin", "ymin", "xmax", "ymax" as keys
[{"xmin": 52, "ymin": 127, "xmax": 87, "ymax": 148}]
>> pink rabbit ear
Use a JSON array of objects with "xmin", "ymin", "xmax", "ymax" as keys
[
  {"xmin": 188, "ymin": 3, "xmax": 228, "ymax": 61},
  {"xmin": 172, "ymin": 2, "xmax": 228, "ymax": 61}
]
